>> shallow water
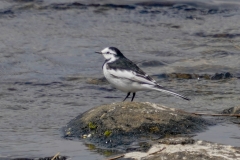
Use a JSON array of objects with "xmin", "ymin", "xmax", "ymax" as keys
[{"xmin": 0, "ymin": 0, "xmax": 240, "ymax": 159}]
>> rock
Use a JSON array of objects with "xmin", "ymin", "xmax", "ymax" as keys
[
  {"xmin": 60, "ymin": 75, "xmax": 87, "ymax": 82},
  {"xmin": 211, "ymin": 72, "xmax": 233, "ymax": 80},
  {"xmin": 163, "ymin": 72, "xmax": 234, "ymax": 80},
  {"xmin": 140, "ymin": 60, "xmax": 165, "ymax": 67},
  {"xmin": 165, "ymin": 73, "xmax": 211, "ymax": 79},
  {"xmin": 86, "ymin": 77, "xmax": 108, "ymax": 85},
  {"xmin": 158, "ymin": 137, "xmax": 195, "ymax": 145},
  {"xmin": 12, "ymin": 155, "xmax": 68, "ymax": 160},
  {"xmin": 63, "ymin": 102, "xmax": 211, "ymax": 150},
  {"xmin": 222, "ymin": 106, "xmax": 240, "ymax": 124},
  {"xmin": 222, "ymin": 106, "xmax": 240, "ymax": 115},
  {"xmin": 166, "ymin": 73, "xmax": 201, "ymax": 79},
  {"xmin": 124, "ymin": 138, "xmax": 240, "ymax": 160},
  {"xmin": 85, "ymin": 73, "xmax": 234, "ymax": 85},
  {"xmin": 152, "ymin": 73, "xmax": 211, "ymax": 80}
]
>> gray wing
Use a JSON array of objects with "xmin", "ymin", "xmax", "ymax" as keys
[{"xmin": 107, "ymin": 57, "xmax": 157, "ymax": 85}]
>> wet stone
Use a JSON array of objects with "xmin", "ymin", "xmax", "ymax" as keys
[
  {"xmin": 60, "ymin": 76, "xmax": 87, "ymax": 82},
  {"xmin": 124, "ymin": 138, "xmax": 240, "ymax": 160},
  {"xmin": 158, "ymin": 137, "xmax": 195, "ymax": 145},
  {"xmin": 12, "ymin": 155, "xmax": 68, "ymax": 160},
  {"xmin": 195, "ymin": 32, "xmax": 240, "ymax": 38},
  {"xmin": 140, "ymin": 60, "xmax": 165, "ymax": 67},
  {"xmin": 86, "ymin": 77, "xmax": 108, "ymax": 85},
  {"xmin": 167, "ymin": 73, "xmax": 199, "ymax": 79},
  {"xmin": 222, "ymin": 106, "xmax": 240, "ymax": 124},
  {"xmin": 163, "ymin": 72, "xmax": 234, "ymax": 80},
  {"xmin": 13, "ymin": 0, "xmax": 36, "ymax": 2},
  {"xmin": 222, "ymin": 106, "xmax": 240, "ymax": 114},
  {"xmin": 166, "ymin": 73, "xmax": 211, "ymax": 79},
  {"xmin": 211, "ymin": 72, "xmax": 233, "ymax": 80},
  {"xmin": 63, "ymin": 102, "xmax": 211, "ymax": 150}
]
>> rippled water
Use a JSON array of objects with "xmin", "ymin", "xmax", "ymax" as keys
[{"xmin": 0, "ymin": 0, "xmax": 240, "ymax": 159}]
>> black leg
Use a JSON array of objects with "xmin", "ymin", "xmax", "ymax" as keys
[
  {"xmin": 123, "ymin": 92, "xmax": 131, "ymax": 101},
  {"xmin": 131, "ymin": 93, "xmax": 136, "ymax": 102}
]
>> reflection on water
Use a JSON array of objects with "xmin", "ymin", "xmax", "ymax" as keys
[{"xmin": 0, "ymin": 0, "xmax": 240, "ymax": 159}]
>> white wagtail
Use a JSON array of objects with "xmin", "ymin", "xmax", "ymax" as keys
[{"xmin": 95, "ymin": 47, "xmax": 190, "ymax": 101}]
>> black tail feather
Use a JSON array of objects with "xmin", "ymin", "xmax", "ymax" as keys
[{"xmin": 153, "ymin": 85, "xmax": 190, "ymax": 101}]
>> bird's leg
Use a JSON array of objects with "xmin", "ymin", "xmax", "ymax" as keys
[
  {"xmin": 123, "ymin": 92, "xmax": 131, "ymax": 101},
  {"xmin": 131, "ymin": 93, "xmax": 136, "ymax": 102}
]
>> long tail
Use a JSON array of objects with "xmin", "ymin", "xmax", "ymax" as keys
[{"xmin": 152, "ymin": 85, "xmax": 190, "ymax": 101}]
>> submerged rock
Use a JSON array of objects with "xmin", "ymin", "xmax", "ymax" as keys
[
  {"xmin": 12, "ymin": 155, "xmax": 68, "ymax": 160},
  {"xmin": 86, "ymin": 77, "xmax": 108, "ymax": 85},
  {"xmin": 166, "ymin": 73, "xmax": 210, "ymax": 79},
  {"xmin": 140, "ymin": 60, "xmax": 165, "ymax": 67},
  {"xmin": 222, "ymin": 106, "xmax": 240, "ymax": 115},
  {"xmin": 85, "ymin": 72, "xmax": 234, "ymax": 86},
  {"xmin": 165, "ymin": 72, "xmax": 234, "ymax": 80},
  {"xmin": 63, "ymin": 102, "xmax": 211, "ymax": 150},
  {"xmin": 211, "ymin": 72, "xmax": 233, "ymax": 80},
  {"xmin": 222, "ymin": 106, "xmax": 240, "ymax": 124},
  {"xmin": 124, "ymin": 137, "xmax": 240, "ymax": 160}
]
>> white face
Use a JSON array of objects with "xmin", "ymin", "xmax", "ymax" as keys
[{"xmin": 100, "ymin": 47, "xmax": 118, "ymax": 61}]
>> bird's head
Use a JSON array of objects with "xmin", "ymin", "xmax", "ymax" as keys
[{"xmin": 96, "ymin": 47, "xmax": 125, "ymax": 61}]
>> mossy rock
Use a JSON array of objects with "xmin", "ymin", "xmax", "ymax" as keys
[{"xmin": 63, "ymin": 102, "xmax": 212, "ymax": 150}]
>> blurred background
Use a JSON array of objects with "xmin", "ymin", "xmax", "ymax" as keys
[{"xmin": 0, "ymin": 0, "xmax": 240, "ymax": 159}]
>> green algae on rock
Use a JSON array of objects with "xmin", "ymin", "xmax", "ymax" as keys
[{"xmin": 63, "ymin": 102, "xmax": 212, "ymax": 150}]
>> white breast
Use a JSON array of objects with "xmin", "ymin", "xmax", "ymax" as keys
[{"xmin": 102, "ymin": 63, "xmax": 151, "ymax": 92}]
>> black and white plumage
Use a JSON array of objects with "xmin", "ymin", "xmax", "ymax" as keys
[{"xmin": 96, "ymin": 47, "xmax": 190, "ymax": 101}]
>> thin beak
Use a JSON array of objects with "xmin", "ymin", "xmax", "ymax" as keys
[{"xmin": 95, "ymin": 51, "xmax": 102, "ymax": 54}]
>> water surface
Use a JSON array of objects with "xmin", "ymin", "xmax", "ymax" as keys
[{"xmin": 0, "ymin": 0, "xmax": 240, "ymax": 159}]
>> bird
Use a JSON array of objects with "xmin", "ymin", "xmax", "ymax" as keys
[{"xmin": 95, "ymin": 47, "xmax": 190, "ymax": 102}]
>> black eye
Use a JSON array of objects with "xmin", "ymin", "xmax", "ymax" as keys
[{"xmin": 107, "ymin": 52, "xmax": 110, "ymax": 54}]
